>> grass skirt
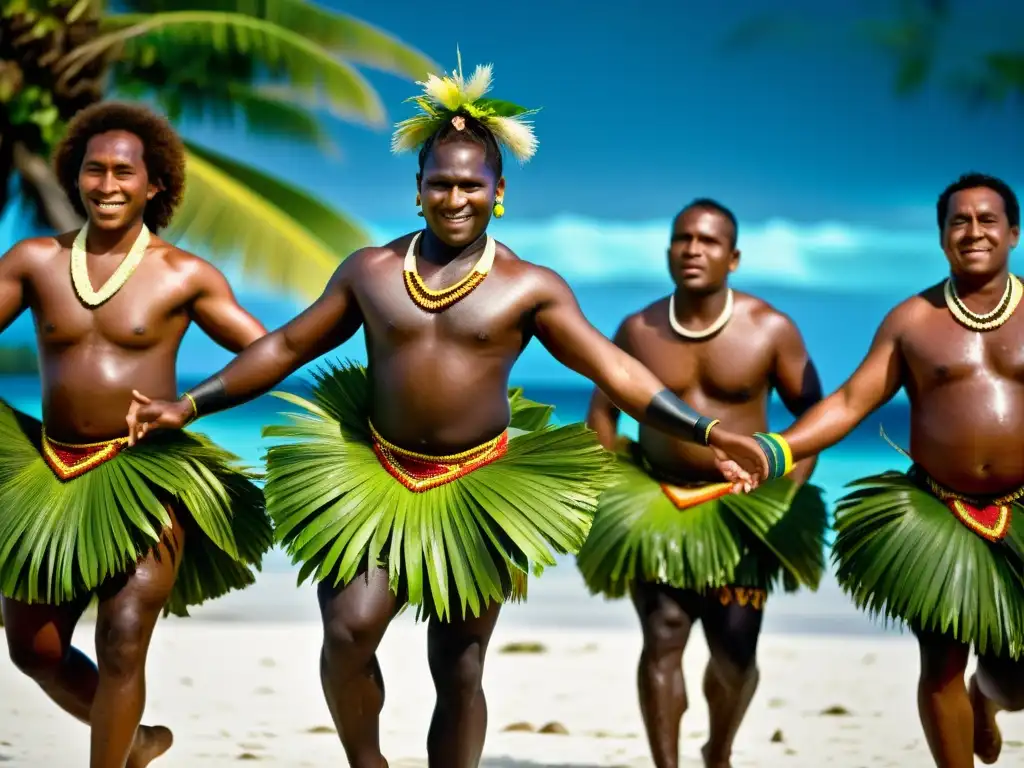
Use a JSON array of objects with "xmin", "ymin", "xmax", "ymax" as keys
[
  {"xmin": 0, "ymin": 398, "xmax": 273, "ymax": 617},
  {"xmin": 262, "ymin": 361, "xmax": 618, "ymax": 622},
  {"xmin": 577, "ymin": 441, "xmax": 827, "ymax": 599},
  {"xmin": 833, "ymin": 469, "xmax": 1024, "ymax": 658}
]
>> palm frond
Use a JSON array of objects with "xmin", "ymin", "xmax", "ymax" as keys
[
  {"xmin": 261, "ymin": 362, "xmax": 616, "ymax": 621},
  {"xmin": 577, "ymin": 451, "xmax": 827, "ymax": 599},
  {"xmin": 834, "ymin": 472, "xmax": 1024, "ymax": 657},
  {"xmin": 115, "ymin": 0, "xmax": 436, "ymax": 80},
  {"xmin": 0, "ymin": 399, "xmax": 271, "ymax": 617},
  {"xmin": 168, "ymin": 140, "xmax": 366, "ymax": 301},
  {"xmin": 59, "ymin": 11, "xmax": 386, "ymax": 125}
]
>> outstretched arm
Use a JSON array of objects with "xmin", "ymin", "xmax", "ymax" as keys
[
  {"xmin": 129, "ymin": 254, "xmax": 365, "ymax": 440},
  {"xmin": 531, "ymin": 270, "xmax": 765, "ymax": 480},
  {"xmin": 585, "ymin": 322, "xmax": 629, "ymax": 451},
  {"xmin": 187, "ymin": 259, "xmax": 267, "ymax": 352},
  {"xmin": 767, "ymin": 315, "xmax": 824, "ymax": 485},
  {"xmin": 780, "ymin": 308, "xmax": 905, "ymax": 463},
  {"xmin": 0, "ymin": 244, "xmax": 29, "ymax": 335}
]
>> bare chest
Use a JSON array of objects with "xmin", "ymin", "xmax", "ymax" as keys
[
  {"xmin": 632, "ymin": 327, "xmax": 774, "ymax": 403},
  {"xmin": 29, "ymin": 258, "xmax": 187, "ymax": 348},
  {"xmin": 902, "ymin": 311, "xmax": 1024, "ymax": 387},
  {"xmin": 358, "ymin": 267, "xmax": 528, "ymax": 349}
]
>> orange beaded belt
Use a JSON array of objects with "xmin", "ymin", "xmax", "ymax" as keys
[
  {"xmin": 41, "ymin": 428, "xmax": 129, "ymax": 481},
  {"xmin": 369, "ymin": 422, "xmax": 509, "ymax": 493},
  {"xmin": 920, "ymin": 471, "xmax": 1022, "ymax": 543},
  {"xmin": 624, "ymin": 439, "xmax": 733, "ymax": 511}
]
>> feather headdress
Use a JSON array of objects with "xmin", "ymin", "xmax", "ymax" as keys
[{"xmin": 391, "ymin": 48, "xmax": 539, "ymax": 163}]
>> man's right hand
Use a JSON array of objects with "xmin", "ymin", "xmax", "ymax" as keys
[{"xmin": 126, "ymin": 390, "xmax": 193, "ymax": 446}]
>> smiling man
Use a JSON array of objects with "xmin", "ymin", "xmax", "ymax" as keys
[
  {"xmin": 0, "ymin": 102, "xmax": 273, "ymax": 768},
  {"xmin": 577, "ymin": 199, "xmax": 828, "ymax": 768},
  {"xmin": 123, "ymin": 59, "xmax": 768, "ymax": 768},
  {"xmin": 714, "ymin": 173, "xmax": 1024, "ymax": 767}
]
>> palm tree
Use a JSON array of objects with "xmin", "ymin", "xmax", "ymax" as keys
[
  {"xmin": 0, "ymin": 0, "xmax": 436, "ymax": 299},
  {"xmin": 724, "ymin": 1, "xmax": 1023, "ymax": 113}
]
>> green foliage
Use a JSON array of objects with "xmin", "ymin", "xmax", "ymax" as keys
[{"xmin": 0, "ymin": 345, "xmax": 38, "ymax": 374}]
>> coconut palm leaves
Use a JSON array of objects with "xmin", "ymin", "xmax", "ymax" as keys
[
  {"xmin": 577, "ymin": 450, "xmax": 827, "ymax": 599},
  {"xmin": 0, "ymin": 399, "xmax": 272, "ymax": 618},
  {"xmin": 834, "ymin": 471, "xmax": 1024, "ymax": 658},
  {"xmin": 391, "ymin": 47, "xmax": 539, "ymax": 163},
  {"xmin": 1, "ymin": 0, "xmax": 436, "ymax": 300},
  {"xmin": 261, "ymin": 361, "xmax": 616, "ymax": 622}
]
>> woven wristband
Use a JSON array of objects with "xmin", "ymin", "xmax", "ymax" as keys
[{"xmin": 753, "ymin": 432, "xmax": 793, "ymax": 480}]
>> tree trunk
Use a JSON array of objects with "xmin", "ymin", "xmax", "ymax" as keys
[{"xmin": 12, "ymin": 141, "xmax": 82, "ymax": 233}]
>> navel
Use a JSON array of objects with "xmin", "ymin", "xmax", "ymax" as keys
[{"xmin": 44, "ymin": 323, "xmax": 55, "ymax": 333}]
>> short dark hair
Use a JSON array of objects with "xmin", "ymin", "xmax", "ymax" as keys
[
  {"xmin": 417, "ymin": 110, "xmax": 503, "ymax": 179},
  {"xmin": 937, "ymin": 173, "xmax": 1020, "ymax": 230},
  {"xmin": 53, "ymin": 101, "xmax": 186, "ymax": 232},
  {"xmin": 678, "ymin": 197, "xmax": 739, "ymax": 247}
]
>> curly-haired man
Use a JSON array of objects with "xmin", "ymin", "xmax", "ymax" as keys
[{"xmin": 0, "ymin": 101, "xmax": 274, "ymax": 768}]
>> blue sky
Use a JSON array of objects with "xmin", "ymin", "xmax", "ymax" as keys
[{"xmin": 1, "ymin": 0, "xmax": 1021, "ymax": 388}]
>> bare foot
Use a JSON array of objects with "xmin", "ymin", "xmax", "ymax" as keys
[
  {"xmin": 126, "ymin": 725, "xmax": 174, "ymax": 768},
  {"xmin": 701, "ymin": 742, "xmax": 732, "ymax": 768},
  {"xmin": 970, "ymin": 673, "xmax": 1002, "ymax": 764}
]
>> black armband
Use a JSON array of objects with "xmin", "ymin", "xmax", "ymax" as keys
[
  {"xmin": 644, "ymin": 389, "xmax": 721, "ymax": 446},
  {"xmin": 182, "ymin": 375, "xmax": 230, "ymax": 420}
]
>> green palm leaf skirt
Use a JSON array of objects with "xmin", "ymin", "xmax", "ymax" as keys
[
  {"xmin": 833, "ymin": 468, "xmax": 1024, "ymax": 658},
  {"xmin": 0, "ymin": 398, "xmax": 273, "ymax": 618},
  {"xmin": 577, "ymin": 441, "xmax": 828, "ymax": 600},
  {"xmin": 261, "ymin": 361, "xmax": 618, "ymax": 622}
]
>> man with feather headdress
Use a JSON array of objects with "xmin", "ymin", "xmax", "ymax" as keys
[{"xmin": 126, "ymin": 53, "xmax": 770, "ymax": 767}]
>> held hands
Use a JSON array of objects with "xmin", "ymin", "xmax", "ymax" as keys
[
  {"xmin": 706, "ymin": 426, "xmax": 770, "ymax": 492},
  {"xmin": 125, "ymin": 390, "xmax": 193, "ymax": 446}
]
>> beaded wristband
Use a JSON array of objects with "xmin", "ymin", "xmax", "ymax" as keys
[{"xmin": 752, "ymin": 432, "xmax": 794, "ymax": 480}]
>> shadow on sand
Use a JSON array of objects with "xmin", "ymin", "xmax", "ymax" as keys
[{"xmin": 481, "ymin": 761, "xmax": 630, "ymax": 768}]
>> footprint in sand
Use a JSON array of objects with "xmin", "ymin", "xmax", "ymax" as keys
[
  {"xmin": 259, "ymin": 658, "xmax": 276, "ymax": 668},
  {"xmin": 305, "ymin": 726, "xmax": 334, "ymax": 734},
  {"xmin": 501, "ymin": 722, "xmax": 535, "ymax": 733},
  {"xmin": 236, "ymin": 753, "xmax": 262, "ymax": 761},
  {"xmin": 820, "ymin": 705, "xmax": 851, "ymax": 716}
]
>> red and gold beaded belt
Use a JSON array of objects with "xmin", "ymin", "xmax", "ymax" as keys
[
  {"xmin": 369, "ymin": 422, "xmax": 508, "ymax": 493},
  {"xmin": 41, "ymin": 429, "xmax": 129, "ymax": 481},
  {"xmin": 923, "ymin": 474, "xmax": 1022, "ymax": 543}
]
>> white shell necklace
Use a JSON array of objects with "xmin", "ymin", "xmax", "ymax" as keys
[
  {"xmin": 668, "ymin": 289, "xmax": 734, "ymax": 340},
  {"xmin": 70, "ymin": 221, "xmax": 150, "ymax": 307}
]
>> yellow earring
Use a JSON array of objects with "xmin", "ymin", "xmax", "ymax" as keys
[{"xmin": 493, "ymin": 197, "xmax": 505, "ymax": 219}]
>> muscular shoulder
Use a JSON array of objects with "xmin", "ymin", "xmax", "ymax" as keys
[
  {"xmin": 154, "ymin": 240, "xmax": 232, "ymax": 294},
  {"xmin": 0, "ymin": 235, "xmax": 66, "ymax": 275},
  {"xmin": 878, "ymin": 283, "xmax": 942, "ymax": 339},
  {"xmin": 733, "ymin": 291, "xmax": 803, "ymax": 347}
]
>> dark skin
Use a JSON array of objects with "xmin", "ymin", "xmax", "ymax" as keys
[
  {"xmin": 728, "ymin": 186, "xmax": 1023, "ymax": 768},
  {"xmin": 0, "ymin": 129, "xmax": 266, "ymax": 768},
  {"xmin": 127, "ymin": 140, "xmax": 767, "ymax": 768},
  {"xmin": 587, "ymin": 207, "xmax": 822, "ymax": 768}
]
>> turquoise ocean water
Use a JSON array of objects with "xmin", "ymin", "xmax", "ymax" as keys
[{"xmin": 0, "ymin": 374, "xmax": 913, "ymax": 636}]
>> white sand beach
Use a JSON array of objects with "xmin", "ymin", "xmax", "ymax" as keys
[{"xmin": 1, "ymin": 572, "xmax": 1021, "ymax": 767}]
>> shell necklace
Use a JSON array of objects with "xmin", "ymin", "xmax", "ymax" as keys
[
  {"xmin": 403, "ymin": 231, "xmax": 495, "ymax": 312},
  {"xmin": 943, "ymin": 274, "xmax": 1022, "ymax": 331},
  {"xmin": 71, "ymin": 222, "xmax": 150, "ymax": 307},
  {"xmin": 668, "ymin": 289, "xmax": 734, "ymax": 339}
]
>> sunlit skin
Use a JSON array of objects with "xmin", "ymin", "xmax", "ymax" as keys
[
  {"xmin": 588, "ymin": 205, "xmax": 823, "ymax": 768},
  {"xmin": 0, "ymin": 129, "xmax": 266, "ymax": 768},
  {"xmin": 724, "ymin": 185, "xmax": 1024, "ymax": 767},
  {"xmin": 125, "ymin": 139, "xmax": 769, "ymax": 768}
]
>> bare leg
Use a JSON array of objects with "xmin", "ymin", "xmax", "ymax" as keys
[
  {"xmin": 970, "ymin": 651, "xmax": 1024, "ymax": 763},
  {"xmin": 699, "ymin": 588, "xmax": 764, "ymax": 768},
  {"xmin": 630, "ymin": 581, "xmax": 700, "ymax": 768},
  {"xmin": 318, "ymin": 567, "xmax": 400, "ymax": 768},
  {"xmin": 88, "ymin": 508, "xmax": 183, "ymax": 768},
  {"xmin": 915, "ymin": 628, "xmax": 973, "ymax": 768},
  {"xmin": 425, "ymin": 601, "xmax": 502, "ymax": 768},
  {"xmin": 3, "ymin": 593, "xmax": 94, "ymax": 721}
]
